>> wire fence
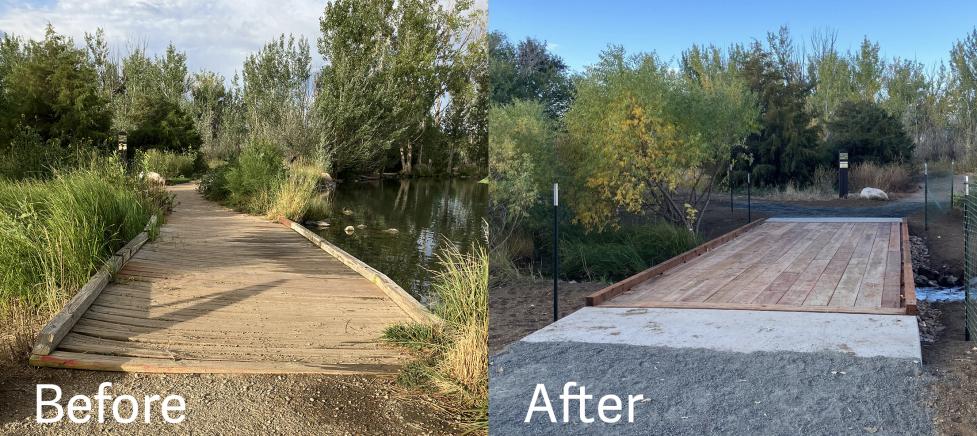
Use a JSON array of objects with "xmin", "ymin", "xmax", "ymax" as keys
[
  {"xmin": 924, "ymin": 163, "xmax": 958, "ymax": 229},
  {"xmin": 964, "ymin": 178, "xmax": 977, "ymax": 340}
]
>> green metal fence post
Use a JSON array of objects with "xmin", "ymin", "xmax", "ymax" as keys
[
  {"xmin": 729, "ymin": 163, "xmax": 734, "ymax": 217},
  {"xmin": 966, "ymin": 176, "xmax": 970, "ymax": 341},
  {"xmin": 553, "ymin": 183, "xmax": 559, "ymax": 322},
  {"xmin": 924, "ymin": 162, "xmax": 929, "ymax": 231}
]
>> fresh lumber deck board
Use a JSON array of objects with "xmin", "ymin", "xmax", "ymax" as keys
[{"xmin": 594, "ymin": 218, "xmax": 913, "ymax": 315}]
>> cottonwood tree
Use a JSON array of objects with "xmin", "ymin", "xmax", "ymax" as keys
[
  {"xmin": 853, "ymin": 37, "xmax": 884, "ymax": 102},
  {"xmin": 951, "ymin": 28, "xmax": 977, "ymax": 153},
  {"xmin": 806, "ymin": 29, "xmax": 854, "ymax": 136},
  {"xmin": 489, "ymin": 31, "xmax": 574, "ymax": 118},
  {"xmin": 315, "ymin": 0, "xmax": 479, "ymax": 175},
  {"xmin": 190, "ymin": 71, "xmax": 228, "ymax": 154},
  {"xmin": 444, "ymin": 31, "xmax": 489, "ymax": 173},
  {"xmin": 242, "ymin": 35, "xmax": 314, "ymax": 159}
]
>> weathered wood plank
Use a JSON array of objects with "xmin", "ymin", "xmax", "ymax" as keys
[
  {"xmin": 31, "ymin": 215, "xmax": 158, "ymax": 356},
  {"xmin": 30, "ymin": 184, "xmax": 430, "ymax": 374}
]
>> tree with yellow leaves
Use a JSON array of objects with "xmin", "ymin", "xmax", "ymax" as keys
[{"xmin": 563, "ymin": 47, "xmax": 757, "ymax": 233}]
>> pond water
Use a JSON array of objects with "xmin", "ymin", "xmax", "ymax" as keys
[{"xmin": 312, "ymin": 178, "xmax": 487, "ymax": 305}]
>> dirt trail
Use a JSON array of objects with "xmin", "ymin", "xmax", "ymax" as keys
[{"xmin": 0, "ymin": 359, "xmax": 461, "ymax": 435}]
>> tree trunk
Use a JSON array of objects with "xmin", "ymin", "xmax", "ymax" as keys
[{"xmin": 400, "ymin": 142, "xmax": 413, "ymax": 175}]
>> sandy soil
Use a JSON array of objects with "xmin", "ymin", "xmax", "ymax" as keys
[
  {"xmin": 924, "ymin": 301, "xmax": 977, "ymax": 435},
  {"xmin": 488, "ymin": 280, "xmax": 605, "ymax": 354},
  {"xmin": 907, "ymin": 208, "xmax": 965, "ymax": 279},
  {"xmin": 0, "ymin": 352, "xmax": 463, "ymax": 435}
]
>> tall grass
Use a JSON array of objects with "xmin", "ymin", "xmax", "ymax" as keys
[
  {"xmin": 849, "ymin": 162, "xmax": 914, "ymax": 193},
  {"xmin": 200, "ymin": 143, "xmax": 324, "ymax": 221},
  {"xmin": 0, "ymin": 158, "xmax": 161, "ymax": 357},
  {"xmin": 556, "ymin": 222, "xmax": 699, "ymax": 281},
  {"xmin": 137, "ymin": 149, "xmax": 206, "ymax": 179},
  {"xmin": 384, "ymin": 243, "xmax": 488, "ymax": 432}
]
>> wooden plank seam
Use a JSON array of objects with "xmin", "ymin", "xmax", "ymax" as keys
[{"xmin": 30, "ymin": 215, "xmax": 159, "ymax": 356}]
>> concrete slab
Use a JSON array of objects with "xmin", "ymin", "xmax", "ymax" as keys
[{"xmin": 521, "ymin": 307, "xmax": 921, "ymax": 360}]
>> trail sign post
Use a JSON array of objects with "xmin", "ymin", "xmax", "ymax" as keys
[{"xmin": 838, "ymin": 152, "xmax": 849, "ymax": 198}]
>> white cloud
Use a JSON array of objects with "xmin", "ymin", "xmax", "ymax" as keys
[{"xmin": 0, "ymin": 0, "xmax": 486, "ymax": 84}]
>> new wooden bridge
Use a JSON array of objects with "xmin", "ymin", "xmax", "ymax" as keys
[
  {"xmin": 30, "ymin": 184, "xmax": 432, "ymax": 374},
  {"xmin": 587, "ymin": 217, "xmax": 916, "ymax": 315}
]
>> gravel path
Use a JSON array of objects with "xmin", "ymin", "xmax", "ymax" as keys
[
  {"xmin": 490, "ymin": 342, "xmax": 932, "ymax": 435},
  {"xmin": 728, "ymin": 198, "xmax": 924, "ymax": 217},
  {"xmin": 0, "ymin": 356, "xmax": 461, "ymax": 435}
]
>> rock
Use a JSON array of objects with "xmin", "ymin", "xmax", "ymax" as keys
[
  {"xmin": 139, "ymin": 171, "xmax": 166, "ymax": 187},
  {"xmin": 381, "ymin": 228, "xmax": 399, "ymax": 234},
  {"xmin": 342, "ymin": 208, "xmax": 354, "ymax": 216},
  {"xmin": 310, "ymin": 220, "xmax": 329, "ymax": 228},
  {"xmin": 344, "ymin": 226, "xmax": 355, "ymax": 234},
  {"xmin": 938, "ymin": 274, "xmax": 961, "ymax": 287},
  {"xmin": 355, "ymin": 224, "xmax": 367, "ymax": 230},
  {"xmin": 859, "ymin": 187, "xmax": 888, "ymax": 201}
]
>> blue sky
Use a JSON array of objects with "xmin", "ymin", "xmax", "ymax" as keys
[
  {"xmin": 490, "ymin": 0, "xmax": 977, "ymax": 72},
  {"xmin": 0, "ymin": 0, "xmax": 486, "ymax": 85}
]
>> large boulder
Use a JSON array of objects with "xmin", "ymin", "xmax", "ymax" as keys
[{"xmin": 859, "ymin": 187, "xmax": 888, "ymax": 201}]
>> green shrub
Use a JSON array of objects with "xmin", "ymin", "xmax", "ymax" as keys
[
  {"xmin": 222, "ymin": 143, "xmax": 285, "ymax": 213},
  {"xmin": 198, "ymin": 163, "xmax": 231, "ymax": 201},
  {"xmin": 137, "ymin": 149, "xmax": 206, "ymax": 179},
  {"xmin": 557, "ymin": 222, "xmax": 699, "ymax": 281},
  {"xmin": 200, "ymin": 144, "xmax": 323, "ymax": 221}
]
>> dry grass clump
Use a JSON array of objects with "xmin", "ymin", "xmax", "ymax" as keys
[
  {"xmin": 849, "ymin": 162, "xmax": 914, "ymax": 193},
  {"xmin": 266, "ymin": 162, "xmax": 321, "ymax": 221},
  {"xmin": 383, "ymin": 242, "xmax": 488, "ymax": 433}
]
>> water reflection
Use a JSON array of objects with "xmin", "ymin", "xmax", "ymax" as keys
[{"xmin": 313, "ymin": 178, "xmax": 487, "ymax": 304}]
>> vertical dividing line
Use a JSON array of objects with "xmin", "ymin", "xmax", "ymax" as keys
[
  {"xmin": 924, "ymin": 162, "xmax": 928, "ymax": 231},
  {"xmin": 553, "ymin": 183, "xmax": 559, "ymax": 323}
]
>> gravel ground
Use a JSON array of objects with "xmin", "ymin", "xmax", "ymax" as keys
[
  {"xmin": 489, "ymin": 342, "xmax": 932, "ymax": 435},
  {"xmin": 0, "ymin": 359, "xmax": 462, "ymax": 435}
]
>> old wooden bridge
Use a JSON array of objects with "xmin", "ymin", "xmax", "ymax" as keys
[{"xmin": 30, "ymin": 184, "xmax": 433, "ymax": 374}]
